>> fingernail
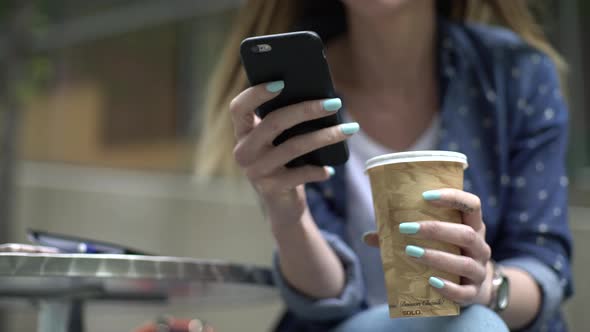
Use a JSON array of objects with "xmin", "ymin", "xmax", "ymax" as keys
[
  {"xmin": 323, "ymin": 98, "xmax": 342, "ymax": 112},
  {"xmin": 326, "ymin": 166, "xmax": 335, "ymax": 177},
  {"xmin": 422, "ymin": 190, "xmax": 442, "ymax": 201},
  {"xmin": 405, "ymin": 245, "xmax": 425, "ymax": 258},
  {"xmin": 265, "ymin": 80, "xmax": 285, "ymax": 93},
  {"xmin": 429, "ymin": 276, "xmax": 445, "ymax": 289},
  {"xmin": 361, "ymin": 231, "xmax": 376, "ymax": 244},
  {"xmin": 399, "ymin": 222, "xmax": 420, "ymax": 234},
  {"xmin": 340, "ymin": 122, "xmax": 360, "ymax": 135}
]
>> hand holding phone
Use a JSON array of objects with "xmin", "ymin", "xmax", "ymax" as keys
[
  {"xmin": 231, "ymin": 31, "xmax": 359, "ymax": 223},
  {"xmin": 239, "ymin": 31, "xmax": 350, "ymax": 168}
]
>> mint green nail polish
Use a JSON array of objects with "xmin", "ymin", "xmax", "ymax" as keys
[
  {"xmin": 399, "ymin": 222, "xmax": 420, "ymax": 234},
  {"xmin": 429, "ymin": 276, "xmax": 445, "ymax": 289},
  {"xmin": 340, "ymin": 122, "xmax": 360, "ymax": 135},
  {"xmin": 326, "ymin": 166, "xmax": 335, "ymax": 176},
  {"xmin": 323, "ymin": 98, "xmax": 342, "ymax": 112},
  {"xmin": 405, "ymin": 245, "xmax": 425, "ymax": 258},
  {"xmin": 266, "ymin": 80, "xmax": 284, "ymax": 93},
  {"xmin": 422, "ymin": 190, "xmax": 442, "ymax": 201}
]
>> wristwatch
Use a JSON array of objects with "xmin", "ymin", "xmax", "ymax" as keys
[{"xmin": 488, "ymin": 261, "xmax": 510, "ymax": 312}]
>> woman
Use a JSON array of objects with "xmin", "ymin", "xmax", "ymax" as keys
[{"xmin": 196, "ymin": 1, "xmax": 573, "ymax": 331}]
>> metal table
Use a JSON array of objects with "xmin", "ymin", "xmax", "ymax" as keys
[{"xmin": 0, "ymin": 253, "xmax": 277, "ymax": 332}]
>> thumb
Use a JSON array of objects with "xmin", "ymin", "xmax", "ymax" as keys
[{"xmin": 361, "ymin": 231, "xmax": 380, "ymax": 247}]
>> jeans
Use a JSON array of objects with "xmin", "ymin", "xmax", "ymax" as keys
[{"xmin": 333, "ymin": 304, "xmax": 509, "ymax": 332}]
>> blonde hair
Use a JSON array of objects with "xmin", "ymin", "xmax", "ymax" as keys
[{"xmin": 195, "ymin": 0, "xmax": 566, "ymax": 177}]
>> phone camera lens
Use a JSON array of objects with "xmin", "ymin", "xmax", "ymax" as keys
[{"xmin": 252, "ymin": 44, "xmax": 272, "ymax": 53}]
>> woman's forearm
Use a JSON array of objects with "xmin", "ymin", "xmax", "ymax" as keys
[
  {"xmin": 500, "ymin": 267, "xmax": 542, "ymax": 330},
  {"xmin": 271, "ymin": 208, "xmax": 345, "ymax": 299}
]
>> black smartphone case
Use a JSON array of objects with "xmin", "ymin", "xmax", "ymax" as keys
[{"xmin": 240, "ymin": 31, "xmax": 349, "ymax": 167}]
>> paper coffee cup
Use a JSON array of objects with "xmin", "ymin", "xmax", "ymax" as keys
[{"xmin": 365, "ymin": 151, "xmax": 468, "ymax": 318}]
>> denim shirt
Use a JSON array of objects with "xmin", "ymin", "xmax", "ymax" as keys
[{"xmin": 272, "ymin": 19, "xmax": 573, "ymax": 332}]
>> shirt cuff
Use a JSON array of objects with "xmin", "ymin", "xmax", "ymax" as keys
[
  {"xmin": 271, "ymin": 231, "xmax": 364, "ymax": 322},
  {"xmin": 500, "ymin": 257, "xmax": 563, "ymax": 331}
]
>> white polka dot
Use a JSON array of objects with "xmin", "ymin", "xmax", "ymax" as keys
[
  {"xmin": 538, "ymin": 190, "xmax": 548, "ymax": 200},
  {"xmin": 544, "ymin": 108, "xmax": 555, "ymax": 120},
  {"xmin": 519, "ymin": 212, "xmax": 529, "ymax": 223},
  {"xmin": 536, "ymin": 236, "xmax": 546, "ymax": 245},
  {"xmin": 486, "ymin": 90, "xmax": 497, "ymax": 102},
  {"xmin": 553, "ymin": 259, "xmax": 563, "ymax": 271},
  {"xmin": 532, "ymin": 54, "xmax": 542, "ymax": 64},
  {"xmin": 483, "ymin": 117, "xmax": 493, "ymax": 129},
  {"xmin": 464, "ymin": 179, "xmax": 472, "ymax": 191},
  {"xmin": 488, "ymin": 196, "xmax": 497, "ymax": 207},
  {"xmin": 445, "ymin": 66, "xmax": 456, "ymax": 77},
  {"xmin": 535, "ymin": 162, "xmax": 545, "ymax": 172},
  {"xmin": 517, "ymin": 98, "xmax": 527, "ymax": 110},
  {"xmin": 458, "ymin": 106, "xmax": 468, "ymax": 116},
  {"xmin": 471, "ymin": 138, "xmax": 481, "ymax": 149},
  {"xmin": 538, "ymin": 84, "xmax": 549, "ymax": 95},
  {"xmin": 560, "ymin": 278, "xmax": 568, "ymax": 287},
  {"xmin": 524, "ymin": 106, "xmax": 535, "ymax": 116},
  {"xmin": 539, "ymin": 223, "xmax": 549, "ymax": 233},
  {"xmin": 448, "ymin": 142, "xmax": 459, "ymax": 151},
  {"xmin": 501, "ymin": 175, "xmax": 510, "ymax": 186},
  {"xmin": 515, "ymin": 176, "xmax": 527, "ymax": 188},
  {"xmin": 553, "ymin": 207, "xmax": 562, "ymax": 217},
  {"xmin": 560, "ymin": 176, "xmax": 569, "ymax": 187},
  {"xmin": 511, "ymin": 67, "xmax": 521, "ymax": 78}
]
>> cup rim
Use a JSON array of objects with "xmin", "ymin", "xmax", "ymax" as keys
[{"xmin": 365, "ymin": 150, "xmax": 468, "ymax": 171}]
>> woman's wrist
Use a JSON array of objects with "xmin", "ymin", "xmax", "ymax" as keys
[{"xmin": 269, "ymin": 207, "xmax": 309, "ymax": 240}]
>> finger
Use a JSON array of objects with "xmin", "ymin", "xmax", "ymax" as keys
[
  {"xmin": 235, "ymin": 98, "xmax": 342, "ymax": 166},
  {"xmin": 244, "ymin": 122, "xmax": 359, "ymax": 179},
  {"xmin": 361, "ymin": 231, "xmax": 379, "ymax": 247},
  {"xmin": 230, "ymin": 81, "xmax": 285, "ymax": 138},
  {"xmin": 255, "ymin": 98, "xmax": 343, "ymax": 146},
  {"xmin": 400, "ymin": 221, "xmax": 491, "ymax": 261},
  {"xmin": 254, "ymin": 166, "xmax": 333, "ymax": 194},
  {"xmin": 406, "ymin": 245, "xmax": 487, "ymax": 284},
  {"xmin": 422, "ymin": 189, "xmax": 483, "ymax": 232},
  {"xmin": 428, "ymin": 276, "xmax": 479, "ymax": 306}
]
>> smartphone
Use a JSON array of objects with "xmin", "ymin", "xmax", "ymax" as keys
[
  {"xmin": 240, "ymin": 31, "xmax": 349, "ymax": 167},
  {"xmin": 27, "ymin": 229, "xmax": 151, "ymax": 255}
]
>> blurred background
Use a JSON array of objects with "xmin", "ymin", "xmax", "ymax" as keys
[{"xmin": 0, "ymin": 0, "xmax": 588, "ymax": 331}]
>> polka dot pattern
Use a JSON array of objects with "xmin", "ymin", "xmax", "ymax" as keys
[{"xmin": 302, "ymin": 25, "xmax": 573, "ymax": 332}]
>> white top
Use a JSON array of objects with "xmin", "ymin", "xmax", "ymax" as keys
[{"xmin": 344, "ymin": 114, "xmax": 441, "ymax": 306}]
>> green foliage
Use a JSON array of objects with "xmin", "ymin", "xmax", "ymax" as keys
[{"xmin": 0, "ymin": 0, "xmax": 54, "ymax": 104}]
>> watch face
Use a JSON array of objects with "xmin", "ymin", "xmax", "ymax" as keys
[{"xmin": 497, "ymin": 277, "xmax": 510, "ymax": 310}]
